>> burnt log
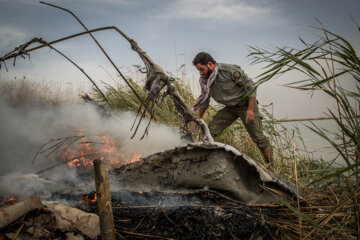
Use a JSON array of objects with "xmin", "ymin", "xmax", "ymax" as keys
[
  {"xmin": 42, "ymin": 201, "xmax": 100, "ymax": 239},
  {"xmin": 0, "ymin": 195, "xmax": 43, "ymax": 229}
]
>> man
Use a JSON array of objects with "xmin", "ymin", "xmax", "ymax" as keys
[{"xmin": 192, "ymin": 52, "xmax": 273, "ymax": 164}]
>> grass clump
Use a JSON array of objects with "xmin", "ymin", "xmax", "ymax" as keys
[{"xmin": 248, "ymin": 20, "xmax": 360, "ymax": 239}]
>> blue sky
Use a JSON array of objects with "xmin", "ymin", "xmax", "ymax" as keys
[{"xmin": 0, "ymin": 0, "xmax": 359, "ymax": 118}]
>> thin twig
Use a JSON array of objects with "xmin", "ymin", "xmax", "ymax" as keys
[
  {"xmin": 32, "ymin": 136, "xmax": 84, "ymax": 164},
  {"xmin": 14, "ymin": 223, "xmax": 25, "ymax": 239},
  {"xmin": 292, "ymin": 131, "xmax": 302, "ymax": 239},
  {"xmin": 131, "ymin": 106, "xmax": 147, "ymax": 139}
]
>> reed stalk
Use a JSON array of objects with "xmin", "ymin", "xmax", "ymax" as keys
[{"xmin": 248, "ymin": 20, "xmax": 360, "ymax": 239}]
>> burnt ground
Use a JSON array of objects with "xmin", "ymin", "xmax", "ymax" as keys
[{"xmin": 58, "ymin": 190, "xmax": 278, "ymax": 240}]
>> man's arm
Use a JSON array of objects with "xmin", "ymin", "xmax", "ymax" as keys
[
  {"xmin": 195, "ymin": 95, "xmax": 210, "ymax": 118},
  {"xmin": 245, "ymin": 97, "xmax": 256, "ymax": 123},
  {"xmin": 231, "ymin": 65, "xmax": 257, "ymax": 123}
]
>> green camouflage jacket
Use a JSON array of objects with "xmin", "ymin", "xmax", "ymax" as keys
[{"xmin": 199, "ymin": 63, "xmax": 256, "ymax": 109}]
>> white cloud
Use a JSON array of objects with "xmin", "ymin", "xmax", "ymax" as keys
[
  {"xmin": 0, "ymin": 0, "xmax": 39, "ymax": 6},
  {"xmin": 0, "ymin": 0, "xmax": 143, "ymax": 12},
  {"xmin": 0, "ymin": 26, "xmax": 28, "ymax": 52},
  {"xmin": 50, "ymin": 0, "xmax": 143, "ymax": 12},
  {"xmin": 154, "ymin": 0, "xmax": 272, "ymax": 22}
]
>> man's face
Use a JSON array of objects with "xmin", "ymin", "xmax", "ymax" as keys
[{"xmin": 195, "ymin": 62, "xmax": 213, "ymax": 78}]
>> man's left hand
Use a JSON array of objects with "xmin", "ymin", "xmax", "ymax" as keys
[{"xmin": 245, "ymin": 109, "xmax": 255, "ymax": 123}]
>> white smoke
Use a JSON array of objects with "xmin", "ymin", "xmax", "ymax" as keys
[{"xmin": 0, "ymin": 96, "xmax": 186, "ymax": 200}]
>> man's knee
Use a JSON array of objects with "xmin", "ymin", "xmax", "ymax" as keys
[{"xmin": 243, "ymin": 116, "xmax": 269, "ymax": 149}]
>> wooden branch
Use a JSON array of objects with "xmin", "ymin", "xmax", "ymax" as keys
[{"xmin": 93, "ymin": 159, "xmax": 116, "ymax": 240}]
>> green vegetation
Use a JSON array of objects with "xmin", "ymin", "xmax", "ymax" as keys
[{"xmin": 248, "ymin": 21, "xmax": 360, "ymax": 239}]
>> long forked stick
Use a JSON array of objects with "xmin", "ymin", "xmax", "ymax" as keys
[{"xmin": 39, "ymin": 1, "xmax": 151, "ymax": 115}]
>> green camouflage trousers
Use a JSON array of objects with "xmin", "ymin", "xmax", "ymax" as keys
[{"xmin": 208, "ymin": 103, "xmax": 270, "ymax": 149}]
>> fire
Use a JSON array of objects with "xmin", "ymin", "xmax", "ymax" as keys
[
  {"xmin": 0, "ymin": 197, "xmax": 16, "ymax": 205},
  {"xmin": 131, "ymin": 154, "xmax": 142, "ymax": 163},
  {"xmin": 81, "ymin": 192, "xmax": 97, "ymax": 204},
  {"xmin": 101, "ymin": 136, "xmax": 118, "ymax": 153},
  {"xmin": 64, "ymin": 135, "xmax": 95, "ymax": 168},
  {"xmin": 63, "ymin": 132, "xmax": 143, "ymax": 169}
]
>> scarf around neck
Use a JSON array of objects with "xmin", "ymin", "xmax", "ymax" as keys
[{"xmin": 193, "ymin": 62, "xmax": 220, "ymax": 111}]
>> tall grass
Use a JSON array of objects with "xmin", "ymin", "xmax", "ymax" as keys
[
  {"xmin": 0, "ymin": 78, "xmax": 81, "ymax": 106},
  {"xmin": 248, "ymin": 21, "xmax": 360, "ymax": 239}
]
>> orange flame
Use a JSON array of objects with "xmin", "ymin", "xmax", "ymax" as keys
[
  {"xmin": 81, "ymin": 193, "xmax": 97, "ymax": 203},
  {"xmin": 0, "ymin": 197, "xmax": 16, "ymax": 205},
  {"xmin": 131, "ymin": 154, "xmax": 142, "ymax": 163},
  {"xmin": 63, "ymin": 132, "xmax": 143, "ymax": 169}
]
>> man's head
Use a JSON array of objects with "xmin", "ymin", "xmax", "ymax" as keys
[{"xmin": 192, "ymin": 52, "xmax": 216, "ymax": 78}]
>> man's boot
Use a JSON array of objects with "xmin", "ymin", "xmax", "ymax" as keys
[{"xmin": 261, "ymin": 146, "xmax": 273, "ymax": 165}]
